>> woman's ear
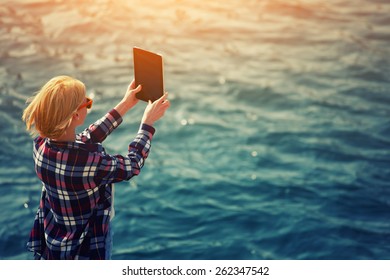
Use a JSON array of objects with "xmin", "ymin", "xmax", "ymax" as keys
[{"xmin": 73, "ymin": 113, "xmax": 80, "ymax": 121}]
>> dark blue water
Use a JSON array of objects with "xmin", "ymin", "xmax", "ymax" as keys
[{"xmin": 0, "ymin": 0, "xmax": 389, "ymax": 260}]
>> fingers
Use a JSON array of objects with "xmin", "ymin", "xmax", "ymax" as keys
[
  {"xmin": 162, "ymin": 99, "xmax": 170, "ymax": 108},
  {"xmin": 132, "ymin": 84, "xmax": 142, "ymax": 93},
  {"xmin": 142, "ymin": 93, "xmax": 170, "ymax": 126},
  {"xmin": 161, "ymin": 92, "xmax": 170, "ymax": 108},
  {"xmin": 154, "ymin": 92, "xmax": 168, "ymax": 104},
  {"xmin": 129, "ymin": 79, "xmax": 142, "ymax": 94},
  {"xmin": 129, "ymin": 79, "xmax": 136, "ymax": 89},
  {"xmin": 147, "ymin": 92, "xmax": 170, "ymax": 111}
]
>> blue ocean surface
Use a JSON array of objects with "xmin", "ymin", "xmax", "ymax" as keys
[{"xmin": 0, "ymin": 0, "xmax": 389, "ymax": 260}]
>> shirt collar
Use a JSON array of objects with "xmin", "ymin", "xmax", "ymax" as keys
[{"xmin": 46, "ymin": 138, "xmax": 103, "ymax": 152}]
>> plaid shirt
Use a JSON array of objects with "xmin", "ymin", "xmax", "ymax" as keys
[{"xmin": 26, "ymin": 109, "xmax": 155, "ymax": 260}]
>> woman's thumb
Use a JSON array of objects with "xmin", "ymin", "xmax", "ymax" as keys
[{"xmin": 134, "ymin": 84, "xmax": 142, "ymax": 93}]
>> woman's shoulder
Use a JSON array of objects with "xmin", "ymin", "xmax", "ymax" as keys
[{"xmin": 34, "ymin": 136, "xmax": 104, "ymax": 154}]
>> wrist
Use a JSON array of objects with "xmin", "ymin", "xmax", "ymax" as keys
[
  {"xmin": 114, "ymin": 100, "xmax": 132, "ymax": 117},
  {"xmin": 142, "ymin": 118, "xmax": 154, "ymax": 126}
]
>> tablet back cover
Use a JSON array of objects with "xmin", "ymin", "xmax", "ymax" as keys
[{"xmin": 133, "ymin": 47, "xmax": 164, "ymax": 102}]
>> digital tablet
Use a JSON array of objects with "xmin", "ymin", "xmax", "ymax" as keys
[{"xmin": 133, "ymin": 47, "xmax": 164, "ymax": 102}]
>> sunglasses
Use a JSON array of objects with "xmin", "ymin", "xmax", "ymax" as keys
[{"xmin": 78, "ymin": 97, "xmax": 93, "ymax": 110}]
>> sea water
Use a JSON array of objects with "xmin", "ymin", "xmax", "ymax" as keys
[{"xmin": 0, "ymin": 0, "xmax": 389, "ymax": 260}]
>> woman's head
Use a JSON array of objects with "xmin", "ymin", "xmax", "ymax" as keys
[{"xmin": 22, "ymin": 75, "xmax": 86, "ymax": 139}]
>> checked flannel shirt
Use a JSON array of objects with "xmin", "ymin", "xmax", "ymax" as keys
[{"xmin": 27, "ymin": 109, "xmax": 155, "ymax": 259}]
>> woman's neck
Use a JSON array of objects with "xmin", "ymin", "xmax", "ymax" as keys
[{"xmin": 51, "ymin": 129, "xmax": 76, "ymax": 142}]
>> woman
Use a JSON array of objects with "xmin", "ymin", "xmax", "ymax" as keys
[{"xmin": 22, "ymin": 75, "xmax": 170, "ymax": 259}]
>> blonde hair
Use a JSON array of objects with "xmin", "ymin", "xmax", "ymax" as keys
[{"xmin": 22, "ymin": 75, "xmax": 86, "ymax": 139}]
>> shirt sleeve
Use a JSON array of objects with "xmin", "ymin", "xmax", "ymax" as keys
[
  {"xmin": 77, "ymin": 109, "xmax": 123, "ymax": 144},
  {"xmin": 95, "ymin": 124, "xmax": 155, "ymax": 185}
]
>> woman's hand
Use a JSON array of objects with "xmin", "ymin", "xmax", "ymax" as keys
[
  {"xmin": 123, "ymin": 79, "xmax": 142, "ymax": 108},
  {"xmin": 115, "ymin": 79, "xmax": 142, "ymax": 117},
  {"xmin": 141, "ymin": 92, "xmax": 170, "ymax": 126}
]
